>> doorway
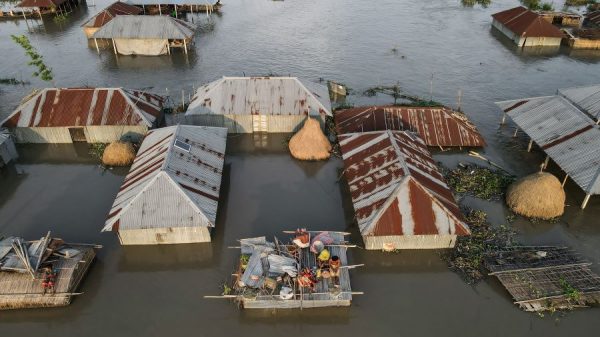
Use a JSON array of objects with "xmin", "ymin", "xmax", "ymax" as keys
[{"xmin": 68, "ymin": 127, "xmax": 87, "ymax": 142}]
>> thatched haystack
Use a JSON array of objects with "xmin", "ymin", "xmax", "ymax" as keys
[
  {"xmin": 506, "ymin": 172, "xmax": 565, "ymax": 219},
  {"xmin": 288, "ymin": 118, "xmax": 332, "ymax": 160},
  {"xmin": 102, "ymin": 141, "xmax": 136, "ymax": 166}
]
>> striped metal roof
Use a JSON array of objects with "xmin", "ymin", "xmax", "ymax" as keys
[
  {"xmin": 91, "ymin": 15, "xmax": 196, "ymax": 40},
  {"xmin": 186, "ymin": 77, "xmax": 332, "ymax": 117},
  {"xmin": 339, "ymin": 130, "xmax": 469, "ymax": 237},
  {"xmin": 0, "ymin": 88, "xmax": 163, "ymax": 128},
  {"xmin": 496, "ymin": 95, "xmax": 600, "ymax": 195},
  {"xmin": 491, "ymin": 6, "xmax": 564, "ymax": 38},
  {"xmin": 558, "ymin": 85, "xmax": 600, "ymax": 121},
  {"xmin": 103, "ymin": 125, "xmax": 228, "ymax": 232},
  {"xmin": 82, "ymin": 2, "xmax": 142, "ymax": 29},
  {"xmin": 334, "ymin": 105, "xmax": 485, "ymax": 147}
]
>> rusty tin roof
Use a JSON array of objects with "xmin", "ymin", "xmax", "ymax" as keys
[
  {"xmin": 1, "ymin": 88, "xmax": 164, "ymax": 128},
  {"xmin": 17, "ymin": 0, "xmax": 66, "ymax": 8},
  {"xmin": 339, "ymin": 130, "xmax": 470, "ymax": 237},
  {"xmin": 492, "ymin": 6, "xmax": 564, "ymax": 38},
  {"xmin": 82, "ymin": 2, "xmax": 142, "ymax": 29},
  {"xmin": 334, "ymin": 105, "xmax": 485, "ymax": 147},
  {"xmin": 103, "ymin": 125, "xmax": 228, "ymax": 232}
]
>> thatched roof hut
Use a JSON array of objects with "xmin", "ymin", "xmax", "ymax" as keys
[
  {"xmin": 506, "ymin": 172, "xmax": 565, "ymax": 219},
  {"xmin": 288, "ymin": 118, "xmax": 331, "ymax": 161}
]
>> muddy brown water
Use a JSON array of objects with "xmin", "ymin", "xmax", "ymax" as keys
[{"xmin": 1, "ymin": 0, "xmax": 600, "ymax": 336}]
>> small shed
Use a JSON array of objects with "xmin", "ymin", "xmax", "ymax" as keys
[
  {"xmin": 0, "ymin": 88, "xmax": 164, "ymax": 144},
  {"xmin": 538, "ymin": 11, "xmax": 582, "ymax": 27},
  {"xmin": 564, "ymin": 28, "xmax": 600, "ymax": 49},
  {"xmin": 16, "ymin": 0, "xmax": 79, "ymax": 16},
  {"xmin": 183, "ymin": 77, "xmax": 332, "ymax": 133},
  {"xmin": 334, "ymin": 105, "xmax": 485, "ymax": 147},
  {"xmin": 81, "ymin": 2, "xmax": 142, "ymax": 39},
  {"xmin": 492, "ymin": 6, "xmax": 564, "ymax": 47},
  {"xmin": 102, "ymin": 125, "xmax": 228, "ymax": 245},
  {"xmin": 339, "ymin": 130, "xmax": 470, "ymax": 250},
  {"xmin": 0, "ymin": 130, "xmax": 18, "ymax": 167},
  {"xmin": 91, "ymin": 15, "xmax": 197, "ymax": 55},
  {"xmin": 496, "ymin": 86, "xmax": 600, "ymax": 209}
]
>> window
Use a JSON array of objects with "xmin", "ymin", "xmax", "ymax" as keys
[{"xmin": 174, "ymin": 139, "xmax": 191, "ymax": 152}]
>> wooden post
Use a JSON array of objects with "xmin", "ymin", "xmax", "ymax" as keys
[
  {"xmin": 501, "ymin": 113, "xmax": 506, "ymax": 125},
  {"xmin": 22, "ymin": 10, "xmax": 31, "ymax": 31},
  {"xmin": 175, "ymin": 5, "xmax": 178, "ymax": 19},
  {"xmin": 181, "ymin": 89, "xmax": 185, "ymax": 109},
  {"xmin": 38, "ymin": 8, "xmax": 43, "ymax": 21},
  {"xmin": 513, "ymin": 127, "xmax": 518, "ymax": 137},
  {"xmin": 542, "ymin": 155, "xmax": 549, "ymax": 170},
  {"xmin": 183, "ymin": 39, "xmax": 188, "ymax": 54},
  {"xmin": 527, "ymin": 139, "xmax": 533, "ymax": 152},
  {"xmin": 562, "ymin": 174, "xmax": 568, "ymax": 187},
  {"xmin": 581, "ymin": 194, "xmax": 591, "ymax": 209},
  {"xmin": 167, "ymin": 41, "xmax": 171, "ymax": 55},
  {"xmin": 112, "ymin": 38, "xmax": 118, "ymax": 55},
  {"xmin": 142, "ymin": 4, "xmax": 145, "ymax": 14},
  {"xmin": 159, "ymin": 4, "xmax": 162, "ymax": 16},
  {"xmin": 94, "ymin": 38, "xmax": 100, "ymax": 54}
]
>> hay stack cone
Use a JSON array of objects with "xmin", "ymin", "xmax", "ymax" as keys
[
  {"xmin": 289, "ymin": 118, "xmax": 332, "ymax": 161},
  {"xmin": 102, "ymin": 141, "xmax": 136, "ymax": 166},
  {"xmin": 506, "ymin": 172, "xmax": 565, "ymax": 219}
]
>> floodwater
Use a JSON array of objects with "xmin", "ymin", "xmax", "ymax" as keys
[{"xmin": 1, "ymin": 0, "xmax": 600, "ymax": 336}]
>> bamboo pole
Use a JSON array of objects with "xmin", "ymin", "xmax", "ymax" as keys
[
  {"xmin": 112, "ymin": 38, "xmax": 117, "ymax": 55},
  {"xmin": 183, "ymin": 39, "xmax": 188, "ymax": 54},
  {"xmin": 527, "ymin": 139, "xmax": 533, "ymax": 152},
  {"xmin": 581, "ymin": 194, "xmax": 591, "ymax": 209},
  {"xmin": 562, "ymin": 174, "xmax": 568, "ymax": 187},
  {"xmin": 542, "ymin": 155, "xmax": 550, "ymax": 170},
  {"xmin": 94, "ymin": 38, "xmax": 100, "ymax": 54}
]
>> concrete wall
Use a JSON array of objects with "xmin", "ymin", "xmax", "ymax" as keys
[
  {"xmin": 170, "ymin": 114, "xmax": 325, "ymax": 133},
  {"xmin": 117, "ymin": 226, "xmax": 212, "ymax": 245},
  {"xmin": 12, "ymin": 126, "xmax": 147, "ymax": 143},
  {"xmin": 569, "ymin": 38, "xmax": 600, "ymax": 49},
  {"xmin": 363, "ymin": 234, "xmax": 457, "ymax": 250}
]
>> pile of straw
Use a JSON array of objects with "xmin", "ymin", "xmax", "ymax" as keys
[
  {"xmin": 288, "ymin": 118, "xmax": 332, "ymax": 161},
  {"xmin": 506, "ymin": 172, "xmax": 565, "ymax": 219},
  {"xmin": 102, "ymin": 141, "xmax": 136, "ymax": 166}
]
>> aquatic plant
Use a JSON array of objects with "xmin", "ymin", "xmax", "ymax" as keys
[
  {"xmin": 52, "ymin": 13, "xmax": 69, "ymax": 25},
  {"xmin": 0, "ymin": 78, "xmax": 28, "ymax": 85},
  {"xmin": 10, "ymin": 35, "xmax": 53, "ymax": 82},
  {"xmin": 521, "ymin": 0, "xmax": 555, "ymax": 10},
  {"xmin": 461, "ymin": 0, "xmax": 492, "ymax": 8},
  {"xmin": 443, "ymin": 209, "xmax": 516, "ymax": 283},
  {"xmin": 444, "ymin": 165, "xmax": 514, "ymax": 200},
  {"xmin": 559, "ymin": 278, "xmax": 581, "ymax": 303},
  {"xmin": 88, "ymin": 143, "xmax": 108, "ymax": 160}
]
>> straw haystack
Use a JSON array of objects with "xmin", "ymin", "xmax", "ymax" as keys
[
  {"xmin": 102, "ymin": 141, "xmax": 136, "ymax": 166},
  {"xmin": 506, "ymin": 172, "xmax": 565, "ymax": 219},
  {"xmin": 288, "ymin": 118, "xmax": 332, "ymax": 160}
]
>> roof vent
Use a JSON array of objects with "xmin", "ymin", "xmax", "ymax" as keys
[{"xmin": 174, "ymin": 139, "xmax": 191, "ymax": 152}]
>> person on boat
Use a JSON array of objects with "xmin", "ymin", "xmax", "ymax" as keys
[
  {"xmin": 329, "ymin": 255, "xmax": 341, "ymax": 287},
  {"xmin": 293, "ymin": 228, "xmax": 310, "ymax": 248}
]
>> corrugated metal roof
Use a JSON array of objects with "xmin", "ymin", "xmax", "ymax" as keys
[
  {"xmin": 496, "ymin": 95, "xmax": 600, "ymax": 195},
  {"xmin": 339, "ymin": 130, "xmax": 469, "ymax": 237},
  {"xmin": 17, "ymin": 0, "xmax": 65, "ymax": 8},
  {"xmin": 103, "ymin": 125, "xmax": 228, "ymax": 232},
  {"xmin": 92, "ymin": 16, "xmax": 196, "ymax": 40},
  {"xmin": 587, "ymin": 10, "xmax": 600, "ymax": 26},
  {"xmin": 126, "ymin": 0, "xmax": 218, "ymax": 4},
  {"xmin": 186, "ymin": 77, "xmax": 332, "ymax": 117},
  {"xmin": 82, "ymin": 2, "xmax": 142, "ymax": 29},
  {"xmin": 492, "ymin": 6, "xmax": 564, "ymax": 38},
  {"xmin": 558, "ymin": 85, "xmax": 600, "ymax": 121},
  {"xmin": 0, "ymin": 88, "xmax": 164, "ymax": 128},
  {"xmin": 334, "ymin": 105, "xmax": 485, "ymax": 147}
]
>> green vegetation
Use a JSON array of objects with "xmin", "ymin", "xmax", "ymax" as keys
[
  {"xmin": 559, "ymin": 278, "xmax": 581, "ymax": 303},
  {"xmin": 10, "ymin": 35, "xmax": 54, "ymax": 82},
  {"xmin": 443, "ymin": 209, "xmax": 516, "ymax": 283},
  {"xmin": 444, "ymin": 165, "xmax": 514, "ymax": 200},
  {"xmin": 363, "ymin": 82, "xmax": 444, "ymax": 107},
  {"xmin": 52, "ymin": 13, "xmax": 69, "ymax": 25},
  {"xmin": 521, "ymin": 0, "xmax": 555, "ymax": 10},
  {"xmin": 88, "ymin": 143, "xmax": 108, "ymax": 160},
  {"xmin": 221, "ymin": 283, "xmax": 232, "ymax": 296},
  {"xmin": 565, "ymin": 0, "xmax": 596, "ymax": 6},
  {"xmin": 0, "ymin": 78, "xmax": 28, "ymax": 85},
  {"xmin": 461, "ymin": 0, "xmax": 492, "ymax": 7}
]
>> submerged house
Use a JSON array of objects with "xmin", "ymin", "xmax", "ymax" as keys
[
  {"xmin": 184, "ymin": 77, "xmax": 332, "ymax": 133},
  {"xmin": 334, "ymin": 105, "xmax": 485, "ymax": 147},
  {"xmin": 91, "ymin": 15, "xmax": 197, "ymax": 55},
  {"xmin": 492, "ymin": 6, "xmax": 564, "ymax": 47},
  {"xmin": 339, "ymin": 130, "xmax": 470, "ymax": 250},
  {"xmin": 564, "ymin": 28, "xmax": 600, "ymax": 49},
  {"xmin": 496, "ymin": 84, "xmax": 600, "ymax": 209},
  {"xmin": 538, "ymin": 11, "xmax": 582, "ymax": 27},
  {"xmin": 0, "ymin": 88, "xmax": 164, "ymax": 144},
  {"xmin": 102, "ymin": 125, "xmax": 227, "ymax": 245},
  {"xmin": 16, "ymin": 0, "xmax": 80, "ymax": 16},
  {"xmin": 81, "ymin": 1, "xmax": 142, "ymax": 39},
  {"xmin": 0, "ymin": 131, "xmax": 18, "ymax": 167}
]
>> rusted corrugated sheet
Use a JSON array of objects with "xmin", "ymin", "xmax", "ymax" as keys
[
  {"xmin": 496, "ymin": 95, "xmax": 600, "ymax": 195},
  {"xmin": 103, "ymin": 125, "xmax": 228, "ymax": 233},
  {"xmin": 82, "ymin": 2, "xmax": 142, "ymax": 29},
  {"xmin": 339, "ymin": 130, "xmax": 470, "ymax": 237},
  {"xmin": 17, "ymin": 0, "xmax": 65, "ymax": 8},
  {"xmin": 0, "ymin": 88, "xmax": 164, "ymax": 128},
  {"xmin": 335, "ymin": 105, "xmax": 485, "ymax": 147},
  {"xmin": 186, "ymin": 77, "xmax": 332, "ymax": 117},
  {"xmin": 586, "ymin": 11, "xmax": 600, "ymax": 26},
  {"xmin": 492, "ymin": 6, "xmax": 563, "ymax": 38}
]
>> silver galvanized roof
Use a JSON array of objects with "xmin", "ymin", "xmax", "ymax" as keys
[
  {"xmin": 496, "ymin": 95, "xmax": 600, "ymax": 195},
  {"xmin": 558, "ymin": 85, "xmax": 600, "ymax": 121},
  {"xmin": 91, "ymin": 15, "xmax": 196, "ymax": 40},
  {"xmin": 126, "ymin": 0, "xmax": 217, "ymax": 4},
  {"xmin": 103, "ymin": 125, "xmax": 228, "ymax": 232},
  {"xmin": 186, "ymin": 77, "xmax": 332, "ymax": 117}
]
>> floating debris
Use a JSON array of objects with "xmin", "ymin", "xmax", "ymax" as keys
[{"xmin": 445, "ymin": 165, "xmax": 514, "ymax": 200}]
